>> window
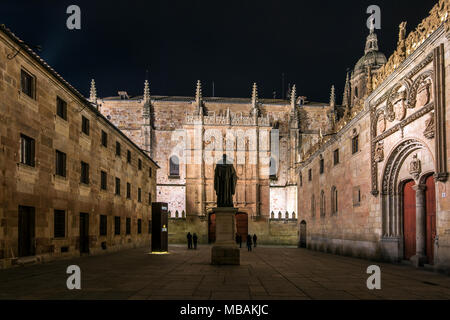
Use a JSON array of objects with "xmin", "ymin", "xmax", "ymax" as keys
[
  {"xmin": 311, "ymin": 195, "xmax": 315, "ymax": 218},
  {"xmin": 269, "ymin": 157, "xmax": 277, "ymax": 179},
  {"xmin": 138, "ymin": 188, "xmax": 142, "ymax": 202},
  {"xmin": 352, "ymin": 135, "xmax": 359, "ymax": 154},
  {"xmin": 54, "ymin": 210, "xmax": 66, "ymax": 238},
  {"xmin": 353, "ymin": 186, "xmax": 361, "ymax": 206},
  {"xmin": 149, "ymin": 167, "xmax": 152, "ymax": 178},
  {"xmin": 99, "ymin": 215, "xmax": 107, "ymax": 236},
  {"xmin": 319, "ymin": 156, "xmax": 324, "ymax": 174},
  {"xmin": 331, "ymin": 186, "xmax": 338, "ymax": 216},
  {"xmin": 333, "ymin": 149, "xmax": 339, "ymax": 165},
  {"xmin": 55, "ymin": 150, "xmax": 66, "ymax": 177},
  {"xmin": 138, "ymin": 159, "xmax": 142, "ymax": 170},
  {"xmin": 320, "ymin": 190, "xmax": 325, "ymax": 217},
  {"xmin": 116, "ymin": 141, "xmax": 121, "ymax": 156},
  {"xmin": 169, "ymin": 155, "xmax": 179, "ymax": 176},
  {"xmin": 20, "ymin": 134, "xmax": 35, "ymax": 167},
  {"xmin": 148, "ymin": 192, "xmax": 152, "ymax": 204},
  {"xmin": 299, "ymin": 173, "xmax": 303, "ymax": 187},
  {"xmin": 308, "ymin": 169, "xmax": 312, "ymax": 181},
  {"xmin": 21, "ymin": 69, "xmax": 35, "ymax": 98},
  {"xmin": 138, "ymin": 219, "xmax": 142, "ymax": 234},
  {"xmin": 56, "ymin": 97, "xmax": 67, "ymax": 120},
  {"xmin": 115, "ymin": 177, "xmax": 121, "ymax": 195},
  {"xmin": 82, "ymin": 116, "xmax": 90, "ymax": 135},
  {"xmin": 114, "ymin": 216, "xmax": 120, "ymax": 235},
  {"xmin": 127, "ymin": 182, "xmax": 131, "ymax": 199},
  {"xmin": 127, "ymin": 150, "xmax": 131, "ymax": 163},
  {"xmin": 126, "ymin": 218, "xmax": 131, "ymax": 235},
  {"xmin": 80, "ymin": 161, "xmax": 89, "ymax": 184},
  {"xmin": 101, "ymin": 171, "xmax": 107, "ymax": 190},
  {"xmin": 101, "ymin": 130, "xmax": 108, "ymax": 147}
]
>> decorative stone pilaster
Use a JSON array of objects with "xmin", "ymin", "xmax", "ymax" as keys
[{"xmin": 411, "ymin": 184, "xmax": 427, "ymax": 267}]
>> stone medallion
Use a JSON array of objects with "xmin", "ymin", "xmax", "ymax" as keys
[
  {"xmin": 416, "ymin": 79, "xmax": 431, "ymax": 108},
  {"xmin": 376, "ymin": 113, "xmax": 386, "ymax": 135},
  {"xmin": 393, "ymin": 91, "xmax": 407, "ymax": 121}
]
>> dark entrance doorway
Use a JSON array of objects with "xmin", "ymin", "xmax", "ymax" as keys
[
  {"xmin": 403, "ymin": 180, "xmax": 416, "ymax": 260},
  {"xmin": 299, "ymin": 220, "xmax": 307, "ymax": 248},
  {"xmin": 18, "ymin": 205, "xmax": 35, "ymax": 257},
  {"xmin": 425, "ymin": 175, "xmax": 436, "ymax": 264},
  {"xmin": 208, "ymin": 212, "xmax": 216, "ymax": 243},
  {"xmin": 79, "ymin": 212, "xmax": 89, "ymax": 254},
  {"xmin": 235, "ymin": 212, "xmax": 248, "ymax": 239}
]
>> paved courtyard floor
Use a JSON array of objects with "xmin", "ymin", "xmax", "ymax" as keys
[{"xmin": 0, "ymin": 245, "xmax": 450, "ymax": 300}]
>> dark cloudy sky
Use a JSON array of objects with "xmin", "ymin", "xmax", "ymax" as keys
[{"xmin": 1, "ymin": 0, "xmax": 435, "ymax": 102}]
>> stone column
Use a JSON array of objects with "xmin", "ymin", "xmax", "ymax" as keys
[{"xmin": 411, "ymin": 184, "xmax": 427, "ymax": 267}]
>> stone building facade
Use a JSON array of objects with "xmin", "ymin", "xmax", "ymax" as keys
[
  {"xmin": 0, "ymin": 25, "xmax": 159, "ymax": 269},
  {"xmin": 297, "ymin": 0, "xmax": 450, "ymax": 272}
]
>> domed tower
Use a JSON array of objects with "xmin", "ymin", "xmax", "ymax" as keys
[{"xmin": 350, "ymin": 27, "xmax": 386, "ymax": 106}]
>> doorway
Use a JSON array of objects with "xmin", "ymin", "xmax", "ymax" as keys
[
  {"xmin": 208, "ymin": 212, "xmax": 216, "ymax": 243},
  {"xmin": 403, "ymin": 180, "xmax": 416, "ymax": 260},
  {"xmin": 18, "ymin": 206, "xmax": 35, "ymax": 257},
  {"xmin": 79, "ymin": 212, "xmax": 89, "ymax": 254},
  {"xmin": 299, "ymin": 220, "xmax": 307, "ymax": 248},
  {"xmin": 235, "ymin": 212, "xmax": 248, "ymax": 239},
  {"xmin": 425, "ymin": 175, "xmax": 436, "ymax": 264}
]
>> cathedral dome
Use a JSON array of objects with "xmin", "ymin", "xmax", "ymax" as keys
[{"xmin": 353, "ymin": 29, "xmax": 386, "ymax": 77}]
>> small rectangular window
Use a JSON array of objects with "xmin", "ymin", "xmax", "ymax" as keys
[
  {"xmin": 116, "ymin": 141, "xmax": 121, "ymax": 156},
  {"xmin": 299, "ymin": 173, "xmax": 303, "ymax": 187},
  {"xmin": 101, "ymin": 130, "xmax": 108, "ymax": 147},
  {"xmin": 55, "ymin": 150, "xmax": 66, "ymax": 177},
  {"xmin": 80, "ymin": 161, "xmax": 89, "ymax": 184},
  {"xmin": 127, "ymin": 183, "xmax": 131, "ymax": 199},
  {"xmin": 319, "ymin": 158, "xmax": 324, "ymax": 174},
  {"xmin": 126, "ymin": 218, "xmax": 131, "ymax": 235},
  {"xmin": 101, "ymin": 171, "xmax": 107, "ymax": 190},
  {"xmin": 138, "ymin": 159, "xmax": 142, "ymax": 170},
  {"xmin": 21, "ymin": 69, "xmax": 35, "ymax": 98},
  {"xmin": 308, "ymin": 168, "xmax": 312, "ymax": 181},
  {"xmin": 138, "ymin": 188, "xmax": 142, "ymax": 202},
  {"xmin": 115, "ymin": 177, "xmax": 121, "ymax": 195},
  {"xmin": 114, "ymin": 216, "xmax": 120, "ymax": 235},
  {"xmin": 138, "ymin": 219, "xmax": 142, "ymax": 234},
  {"xmin": 99, "ymin": 215, "xmax": 107, "ymax": 236},
  {"xmin": 54, "ymin": 210, "xmax": 66, "ymax": 238},
  {"xmin": 127, "ymin": 150, "xmax": 131, "ymax": 163},
  {"xmin": 149, "ymin": 167, "xmax": 152, "ymax": 178},
  {"xmin": 352, "ymin": 135, "xmax": 359, "ymax": 154},
  {"xmin": 82, "ymin": 116, "xmax": 90, "ymax": 136},
  {"xmin": 334, "ymin": 149, "xmax": 339, "ymax": 165},
  {"xmin": 56, "ymin": 97, "xmax": 67, "ymax": 120},
  {"xmin": 20, "ymin": 134, "xmax": 35, "ymax": 167},
  {"xmin": 353, "ymin": 186, "xmax": 361, "ymax": 206},
  {"xmin": 148, "ymin": 192, "xmax": 152, "ymax": 204}
]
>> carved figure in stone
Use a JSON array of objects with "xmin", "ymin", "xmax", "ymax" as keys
[
  {"xmin": 423, "ymin": 111, "xmax": 435, "ymax": 139},
  {"xmin": 416, "ymin": 79, "xmax": 432, "ymax": 108},
  {"xmin": 409, "ymin": 153, "xmax": 422, "ymax": 180},
  {"xmin": 376, "ymin": 113, "xmax": 386, "ymax": 135},
  {"xmin": 374, "ymin": 141, "xmax": 384, "ymax": 162}
]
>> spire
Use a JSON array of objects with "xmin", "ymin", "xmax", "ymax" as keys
[
  {"xmin": 89, "ymin": 79, "xmax": 97, "ymax": 104},
  {"xmin": 290, "ymin": 84, "xmax": 297, "ymax": 109},
  {"xmin": 144, "ymin": 79, "xmax": 150, "ymax": 103},
  {"xmin": 251, "ymin": 82, "xmax": 258, "ymax": 108},
  {"xmin": 195, "ymin": 80, "xmax": 204, "ymax": 115},
  {"xmin": 342, "ymin": 72, "xmax": 351, "ymax": 107},
  {"xmin": 364, "ymin": 28, "xmax": 379, "ymax": 54},
  {"xmin": 330, "ymin": 85, "xmax": 335, "ymax": 109}
]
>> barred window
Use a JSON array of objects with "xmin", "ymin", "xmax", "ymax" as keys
[
  {"xmin": 116, "ymin": 141, "xmax": 121, "ymax": 156},
  {"xmin": 80, "ymin": 161, "xmax": 89, "ymax": 184},
  {"xmin": 115, "ymin": 177, "xmax": 121, "ymax": 195},
  {"xmin": 101, "ymin": 130, "xmax": 108, "ymax": 147},
  {"xmin": 352, "ymin": 135, "xmax": 359, "ymax": 154},
  {"xmin": 333, "ymin": 149, "xmax": 339, "ymax": 165},
  {"xmin": 81, "ymin": 116, "xmax": 90, "ymax": 135},
  {"xmin": 21, "ymin": 69, "xmax": 35, "ymax": 98},
  {"xmin": 99, "ymin": 215, "xmax": 107, "ymax": 236},
  {"xmin": 127, "ymin": 182, "xmax": 131, "ymax": 199},
  {"xmin": 138, "ymin": 219, "xmax": 142, "ymax": 234},
  {"xmin": 55, "ymin": 150, "xmax": 66, "ymax": 177},
  {"xmin": 114, "ymin": 216, "xmax": 120, "ymax": 235},
  {"xmin": 54, "ymin": 210, "xmax": 66, "ymax": 238},
  {"xmin": 101, "ymin": 171, "xmax": 107, "ymax": 190}
]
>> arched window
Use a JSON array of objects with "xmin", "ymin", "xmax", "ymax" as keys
[
  {"xmin": 269, "ymin": 157, "xmax": 277, "ymax": 178},
  {"xmin": 320, "ymin": 190, "xmax": 325, "ymax": 217},
  {"xmin": 311, "ymin": 194, "xmax": 315, "ymax": 218},
  {"xmin": 331, "ymin": 186, "xmax": 338, "ymax": 215},
  {"xmin": 169, "ymin": 155, "xmax": 179, "ymax": 176}
]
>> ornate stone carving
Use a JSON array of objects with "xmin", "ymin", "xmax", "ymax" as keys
[
  {"xmin": 409, "ymin": 153, "xmax": 422, "ymax": 180},
  {"xmin": 374, "ymin": 141, "xmax": 384, "ymax": 162},
  {"xmin": 423, "ymin": 111, "xmax": 435, "ymax": 139},
  {"xmin": 407, "ymin": 71, "xmax": 434, "ymax": 108},
  {"xmin": 416, "ymin": 79, "xmax": 432, "ymax": 108},
  {"xmin": 376, "ymin": 113, "xmax": 386, "ymax": 135},
  {"xmin": 393, "ymin": 91, "xmax": 407, "ymax": 121}
]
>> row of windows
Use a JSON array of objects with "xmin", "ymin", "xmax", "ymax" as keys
[
  {"xmin": 310, "ymin": 186, "xmax": 361, "ymax": 218},
  {"xmin": 300, "ymin": 135, "xmax": 359, "ymax": 185},
  {"xmin": 53, "ymin": 210, "xmax": 150, "ymax": 239},
  {"xmin": 20, "ymin": 69, "xmax": 153, "ymax": 178}
]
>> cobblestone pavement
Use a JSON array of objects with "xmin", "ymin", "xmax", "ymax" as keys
[{"xmin": 0, "ymin": 245, "xmax": 450, "ymax": 300}]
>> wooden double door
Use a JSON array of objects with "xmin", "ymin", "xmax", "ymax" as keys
[{"xmin": 403, "ymin": 176, "xmax": 436, "ymax": 264}]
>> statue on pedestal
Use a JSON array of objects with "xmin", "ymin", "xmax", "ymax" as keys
[{"xmin": 214, "ymin": 154, "xmax": 237, "ymax": 207}]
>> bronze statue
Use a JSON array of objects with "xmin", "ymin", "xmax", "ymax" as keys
[{"xmin": 214, "ymin": 154, "xmax": 237, "ymax": 207}]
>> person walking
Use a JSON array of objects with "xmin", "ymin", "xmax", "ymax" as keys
[
  {"xmin": 193, "ymin": 233, "xmax": 198, "ymax": 250},
  {"xmin": 253, "ymin": 234, "xmax": 257, "ymax": 248},
  {"xmin": 246, "ymin": 234, "xmax": 252, "ymax": 252},
  {"xmin": 187, "ymin": 232, "xmax": 192, "ymax": 249},
  {"xmin": 239, "ymin": 235, "xmax": 242, "ymax": 248}
]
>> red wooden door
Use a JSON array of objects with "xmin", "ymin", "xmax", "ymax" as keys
[
  {"xmin": 403, "ymin": 180, "xmax": 416, "ymax": 260},
  {"xmin": 425, "ymin": 176, "xmax": 436, "ymax": 264},
  {"xmin": 208, "ymin": 213, "xmax": 216, "ymax": 243},
  {"xmin": 235, "ymin": 213, "xmax": 248, "ymax": 238}
]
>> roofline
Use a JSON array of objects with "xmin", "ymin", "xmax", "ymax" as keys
[{"xmin": 0, "ymin": 24, "xmax": 159, "ymax": 169}]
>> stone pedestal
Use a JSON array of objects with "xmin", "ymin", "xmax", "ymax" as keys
[{"xmin": 211, "ymin": 207, "xmax": 240, "ymax": 265}]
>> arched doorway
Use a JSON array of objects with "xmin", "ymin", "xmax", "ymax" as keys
[
  {"xmin": 299, "ymin": 220, "xmax": 307, "ymax": 248},
  {"xmin": 403, "ymin": 180, "xmax": 416, "ymax": 260},
  {"xmin": 208, "ymin": 212, "xmax": 216, "ymax": 244},
  {"xmin": 235, "ymin": 212, "xmax": 248, "ymax": 239},
  {"xmin": 424, "ymin": 175, "xmax": 436, "ymax": 264}
]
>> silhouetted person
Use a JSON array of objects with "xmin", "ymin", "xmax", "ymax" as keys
[
  {"xmin": 247, "ymin": 234, "xmax": 252, "ymax": 251},
  {"xmin": 193, "ymin": 233, "xmax": 198, "ymax": 250},
  {"xmin": 239, "ymin": 235, "xmax": 242, "ymax": 248},
  {"xmin": 253, "ymin": 234, "xmax": 257, "ymax": 248},
  {"xmin": 187, "ymin": 232, "xmax": 192, "ymax": 249},
  {"xmin": 235, "ymin": 233, "xmax": 239, "ymax": 245}
]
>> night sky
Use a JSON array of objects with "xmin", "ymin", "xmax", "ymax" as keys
[{"xmin": 1, "ymin": 0, "xmax": 436, "ymax": 102}]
